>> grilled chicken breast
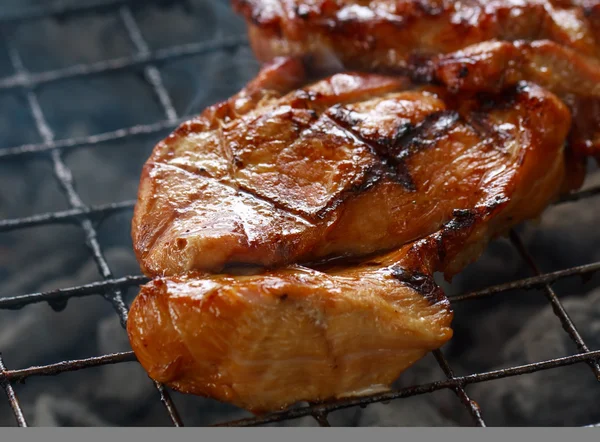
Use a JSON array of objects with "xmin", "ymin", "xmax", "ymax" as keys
[
  {"xmin": 128, "ymin": 59, "xmax": 572, "ymax": 412},
  {"xmin": 128, "ymin": 202, "xmax": 525, "ymax": 413},
  {"xmin": 412, "ymin": 39, "xmax": 600, "ymax": 158},
  {"xmin": 128, "ymin": 235, "xmax": 455, "ymax": 414},
  {"xmin": 233, "ymin": 0, "xmax": 600, "ymax": 71},
  {"xmin": 233, "ymin": 1, "xmax": 600, "ymax": 158},
  {"xmin": 132, "ymin": 58, "xmax": 571, "ymax": 276}
]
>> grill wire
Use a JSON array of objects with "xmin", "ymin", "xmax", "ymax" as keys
[{"xmin": 0, "ymin": 0, "xmax": 599, "ymax": 428}]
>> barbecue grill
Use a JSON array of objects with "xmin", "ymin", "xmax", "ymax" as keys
[{"xmin": 1, "ymin": 0, "xmax": 600, "ymax": 428}]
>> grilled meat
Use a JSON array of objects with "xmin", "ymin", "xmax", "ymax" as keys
[
  {"xmin": 128, "ymin": 59, "xmax": 572, "ymax": 412},
  {"xmin": 132, "ymin": 59, "xmax": 571, "ymax": 277},
  {"xmin": 127, "ymin": 234, "xmax": 455, "ymax": 414},
  {"xmin": 233, "ymin": 0, "xmax": 600, "ymax": 71},
  {"xmin": 129, "ymin": 203, "xmax": 505, "ymax": 413},
  {"xmin": 412, "ymin": 39, "xmax": 600, "ymax": 159},
  {"xmin": 233, "ymin": 1, "xmax": 600, "ymax": 159}
]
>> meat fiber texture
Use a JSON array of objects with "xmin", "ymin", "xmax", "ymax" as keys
[
  {"xmin": 234, "ymin": 0, "xmax": 600, "ymax": 159},
  {"xmin": 127, "ymin": 57, "xmax": 573, "ymax": 413}
]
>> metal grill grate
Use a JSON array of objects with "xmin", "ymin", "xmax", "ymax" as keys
[{"xmin": 0, "ymin": 0, "xmax": 600, "ymax": 428}]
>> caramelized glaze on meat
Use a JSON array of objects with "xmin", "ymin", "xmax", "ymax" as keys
[
  {"xmin": 129, "ymin": 202, "xmax": 515, "ymax": 413},
  {"xmin": 233, "ymin": 0, "xmax": 600, "ymax": 71},
  {"xmin": 411, "ymin": 39, "xmax": 600, "ymax": 158},
  {"xmin": 233, "ymin": 1, "xmax": 600, "ymax": 159},
  {"xmin": 132, "ymin": 59, "xmax": 571, "ymax": 276},
  {"xmin": 128, "ymin": 241, "xmax": 454, "ymax": 414},
  {"xmin": 128, "ymin": 59, "xmax": 572, "ymax": 412}
]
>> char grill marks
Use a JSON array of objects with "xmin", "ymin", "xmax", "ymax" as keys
[
  {"xmin": 132, "ymin": 59, "xmax": 571, "ymax": 279},
  {"xmin": 328, "ymin": 104, "xmax": 460, "ymax": 191},
  {"xmin": 234, "ymin": 1, "xmax": 600, "ymax": 160},
  {"xmin": 233, "ymin": 0, "xmax": 600, "ymax": 69},
  {"xmin": 128, "ymin": 57, "xmax": 573, "ymax": 413}
]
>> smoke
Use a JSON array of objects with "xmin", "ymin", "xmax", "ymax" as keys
[{"xmin": 0, "ymin": 0, "xmax": 599, "ymax": 427}]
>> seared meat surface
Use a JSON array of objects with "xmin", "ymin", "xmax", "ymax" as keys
[
  {"xmin": 233, "ymin": 0, "xmax": 600, "ymax": 71},
  {"xmin": 128, "ymin": 234, "xmax": 455, "ymax": 414},
  {"xmin": 412, "ymin": 40, "xmax": 600, "ymax": 158},
  {"xmin": 132, "ymin": 58, "xmax": 570, "ymax": 276},
  {"xmin": 233, "ymin": 1, "xmax": 600, "ymax": 158},
  {"xmin": 129, "ymin": 202, "xmax": 525, "ymax": 413},
  {"xmin": 128, "ymin": 59, "xmax": 572, "ymax": 412}
]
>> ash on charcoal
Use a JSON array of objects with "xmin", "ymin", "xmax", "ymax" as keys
[
  {"xmin": 0, "ymin": 93, "xmax": 43, "ymax": 148},
  {"xmin": 466, "ymin": 286, "xmax": 600, "ymax": 426},
  {"xmin": 33, "ymin": 395, "xmax": 111, "ymax": 427},
  {"xmin": 13, "ymin": 12, "xmax": 135, "ymax": 72},
  {"xmin": 1, "ymin": 0, "xmax": 600, "ymax": 428},
  {"xmin": 64, "ymin": 137, "xmax": 160, "ymax": 207},
  {"xmin": 326, "ymin": 393, "xmax": 457, "ymax": 427},
  {"xmin": 37, "ymin": 72, "xmax": 167, "ymax": 139}
]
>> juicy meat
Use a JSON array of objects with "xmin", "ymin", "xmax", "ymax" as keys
[
  {"xmin": 233, "ymin": 1, "xmax": 600, "ymax": 158},
  {"xmin": 127, "ymin": 238, "xmax": 454, "ymax": 414},
  {"xmin": 412, "ymin": 39, "xmax": 600, "ymax": 159},
  {"xmin": 128, "ymin": 59, "xmax": 572, "ymax": 413},
  {"xmin": 128, "ymin": 203, "xmax": 507, "ymax": 413},
  {"xmin": 132, "ymin": 59, "xmax": 571, "ymax": 276},
  {"xmin": 233, "ymin": 0, "xmax": 600, "ymax": 71}
]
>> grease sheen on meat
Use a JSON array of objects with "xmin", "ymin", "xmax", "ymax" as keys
[
  {"xmin": 132, "ymin": 58, "xmax": 571, "ymax": 276},
  {"xmin": 233, "ymin": 0, "xmax": 600, "ymax": 70},
  {"xmin": 128, "ymin": 59, "xmax": 572, "ymax": 413},
  {"xmin": 128, "ymin": 202, "xmax": 545, "ymax": 413},
  {"xmin": 233, "ymin": 0, "xmax": 600, "ymax": 158}
]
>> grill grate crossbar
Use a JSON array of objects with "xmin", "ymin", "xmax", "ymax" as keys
[
  {"xmin": 508, "ymin": 230, "xmax": 600, "ymax": 380},
  {"xmin": 0, "ymin": 0, "xmax": 600, "ymax": 428},
  {"xmin": 118, "ymin": 6, "xmax": 178, "ymax": 124},
  {"xmin": 0, "ymin": 36, "xmax": 248, "ymax": 93},
  {"xmin": 1, "ymin": 21, "xmax": 183, "ymax": 427},
  {"xmin": 0, "ymin": 355, "xmax": 28, "ymax": 427},
  {"xmin": 432, "ymin": 350, "xmax": 485, "ymax": 426},
  {"xmin": 0, "ymin": 200, "xmax": 136, "ymax": 233},
  {"xmin": 1, "ymin": 348, "xmax": 600, "ymax": 427}
]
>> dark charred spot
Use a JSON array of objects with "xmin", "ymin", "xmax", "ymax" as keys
[
  {"xmin": 391, "ymin": 266, "xmax": 446, "ymax": 305},
  {"xmin": 447, "ymin": 209, "xmax": 476, "ymax": 231},
  {"xmin": 328, "ymin": 104, "xmax": 362, "ymax": 127},
  {"xmin": 484, "ymin": 195, "xmax": 509, "ymax": 212},
  {"xmin": 237, "ymin": 187, "xmax": 314, "ymax": 224},
  {"xmin": 392, "ymin": 110, "xmax": 460, "ymax": 160},
  {"xmin": 387, "ymin": 163, "xmax": 416, "ymax": 191},
  {"xmin": 233, "ymin": 155, "xmax": 245, "ymax": 167},
  {"xmin": 407, "ymin": 54, "xmax": 437, "ymax": 84},
  {"xmin": 435, "ymin": 233, "xmax": 447, "ymax": 263},
  {"xmin": 458, "ymin": 65, "xmax": 469, "ymax": 79},
  {"xmin": 315, "ymin": 163, "xmax": 385, "ymax": 219},
  {"xmin": 294, "ymin": 4, "xmax": 311, "ymax": 19},
  {"xmin": 279, "ymin": 294, "xmax": 289, "ymax": 301},
  {"xmin": 515, "ymin": 81, "xmax": 529, "ymax": 94},
  {"xmin": 393, "ymin": 121, "xmax": 414, "ymax": 143}
]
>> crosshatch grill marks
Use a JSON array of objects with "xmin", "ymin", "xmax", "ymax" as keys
[
  {"xmin": 225, "ymin": 104, "xmax": 385, "ymax": 221},
  {"xmin": 327, "ymin": 103, "xmax": 461, "ymax": 191}
]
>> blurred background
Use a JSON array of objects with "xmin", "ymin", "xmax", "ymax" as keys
[{"xmin": 0, "ymin": 0, "xmax": 599, "ymax": 427}]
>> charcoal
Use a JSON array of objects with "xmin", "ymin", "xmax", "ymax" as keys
[{"xmin": 0, "ymin": 0, "xmax": 599, "ymax": 428}]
